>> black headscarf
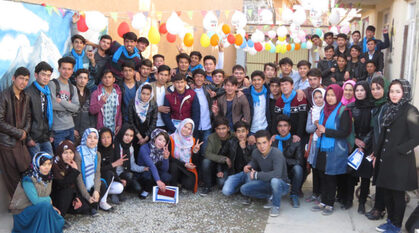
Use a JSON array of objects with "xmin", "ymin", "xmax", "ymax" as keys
[
  {"xmin": 114, "ymin": 124, "xmax": 135, "ymax": 168},
  {"xmin": 353, "ymin": 81, "xmax": 374, "ymax": 135},
  {"xmin": 382, "ymin": 79, "xmax": 412, "ymax": 127},
  {"xmin": 98, "ymin": 127, "xmax": 114, "ymax": 161},
  {"xmin": 52, "ymin": 140, "xmax": 77, "ymax": 180}
]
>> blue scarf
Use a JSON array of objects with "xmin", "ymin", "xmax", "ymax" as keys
[
  {"xmin": 362, "ymin": 37, "xmax": 376, "ymax": 53},
  {"xmin": 282, "ymin": 90, "xmax": 297, "ymax": 116},
  {"xmin": 251, "ymin": 85, "xmax": 267, "ymax": 105},
  {"xmin": 189, "ymin": 63, "xmax": 204, "ymax": 72},
  {"xmin": 316, "ymin": 102, "xmax": 342, "ymax": 152},
  {"xmin": 71, "ymin": 49, "xmax": 85, "ymax": 71},
  {"xmin": 112, "ymin": 46, "xmax": 141, "ymax": 63},
  {"xmin": 275, "ymin": 133, "xmax": 291, "ymax": 152},
  {"xmin": 33, "ymin": 81, "xmax": 53, "ymax": 129},
  {"xmin": 77, "ymin": 128, "xmax": 99, "ymax": 187}
]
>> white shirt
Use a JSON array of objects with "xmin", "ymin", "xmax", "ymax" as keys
[
  {"xmin": 155, "ymin": 85, "xmax": 166, "ymax": 127},
  {"xmin": 250, "ymin": 94, "xmax": 268, "ymax": 133},
  {"xmin": 194, "ymin": 87, "xmax": 212, "ymax": 130}
]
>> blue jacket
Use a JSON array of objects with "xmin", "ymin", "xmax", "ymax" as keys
[{"xmin": 137, "ymin": 143, "xmax": 169, "ymax": 182}]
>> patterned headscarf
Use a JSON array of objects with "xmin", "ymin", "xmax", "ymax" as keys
[
  {"xmin": 28, "ymin": 152, "xmax": 53, "ymax": 185},
  {"xmin": 77, "ymin": 128, "xmax": 99, "ymax": 162},
  {"xmin": 171, "ymin": 118, "xmax": 195, "ymax": 163},
  {"xmin": 382, "ymin": 79, "xmax": 412, "ymax": 127},
  {"xmin": 135, "ymin": 83, "xmax": 154, "ymax": 123},
  {"xmin": 149, "ymin": 128, "xmax": 168, "ymax": 163}
]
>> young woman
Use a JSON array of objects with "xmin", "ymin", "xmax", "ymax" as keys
[
  {"xmin": 311, "ymin": 84, "xmax": 352, "ymax": 216},
  {"xmin": 9, "ymin": 152, "xmax": 64, "ymax": 232},
  {"xmin": 169, "ymin": 119, "xmax": 202, "ymax": 193},
  {"xmin": 305, "ymin": 88, "xmax": 325, "ymax": 203},
  {"xmin": 51, "ymin": 140, "xmax": 89, "ymax": 220},
  {"xmin": 365, "ymin": 77, "xmax": 388, "ymax": 220},
  {"xmin": 113, "ymin": 124, "xmax": 147, "ymax": 199},
  {"xmin": 341, "ymin": 80, "xmax": 356, "ymax": 106},
  {"xmin": 137, "ymin": 128, "xmax": 172, "ymax": 193},
  {"xmin": 374, "ymin": 79, "xmax": 419, "ymax": 233},
  {"xmin": 98, "ymin": 127, "xmax": 125, "ymax": 204},
  {"xmin": 76, "ymin": 128, "xmax": 112, "ymax": 214},
  {"xmin": 346, "ymin": 81, "xmax": 374, "ymax": 214},
  {"xmin": 128, "ymin": 83, "xmax": 158, "ymax": 147}
]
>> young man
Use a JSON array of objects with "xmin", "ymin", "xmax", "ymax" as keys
[
  {"xmin": 137, "ymin": 59, "xmax": 155, "ymax": 83},
  {"xmin": 90, "ymin": 70, "xmax": 122, "ymax": 134},
  {"xmin": 361, "ymin": 39, "xmax": 384, "ymax": 73},
  {"xmin": 361, "ymin": 25, "xmax": 389, "ymax": 53},
  {"xmin": 335, "ymin": 33, "xmax": 350, "ymax": 60},
  {"xmin": 269, "ymin": 78, "xmax": 281, "ymax": 136},
  {"xmin": 274, "ymin": 77, "xmax": 307, "ymax": 143},
  {"xmin": 272, "ymin": 115, "xmax": 304, "ymax": 208},
  {"xmin": 173, "ymin": 53, "xmax": 192, "ymax": 80},
  {"xmin": 323, "ymin": 32, "xmax": 337, "ymax": 49},
  {"xmin": 64, "ymin": 34, "xmax": 97, "ymax": 91},
  {"xmin": 300, "ymin": 68, "xmax": 324, "ymax": 109},
  {"xmin": 151, "ymin": 65, "xmax": 171, "ymax": 131},
  {"xmin": 347, "ymin": 45, "xmax": 366, "ymax": 81},
  {"xmin": 162, "ymin": 73, "xmax": 200, "ymax": 134},
  {"xmin": 200, "ymin": 117, "xmax": 235, "ymax": 196},
  {"xmin": 109, "ymin": 32, "xmax": 141, "ymax": 82},
  {"xmin": 49, "ymin": 57, "xmax": 80, "ymax": 148},
  {"xmin": 212, "ymin": 76, "xmax": 250, "ymax": 129},
  {"xmin": 150, "ymin": 54, "xmax": 165, "ymax": 81},
  {"xmin": 73, "ymin": 68, "xmax": 96, "ymax": 142},
  {"xmin": 203, "ymin": 47, "xmax": 224, "ymax": 83},
  {"xmin": 221, "ymin": 121, "xmax": 255, "ymax": 197},
  {"xmin": 350, "ymin": 30, "xmax": 361, "ymax": 47},
  {"xmin": 232, "ymin": 64, "xmax": 250, "ymax": 90},
  {"xmin": 118, "ymin": 61, "xmax": 142, "ymax": 123},
  {"xmin": 294, "ymin": 60, "xmax": 311, "ymax": 91},
  {"xmin": 243, "ymin": 71, "xmax": 271, "ymax": 141},
  {"xmin": 240, "ymin": 130, "xmax": 289, "ymax": 217},
  {"xmin": 136, "ymin": 37, "xmax": 149, "ymax": 60},
  {"xmin": 364, "ymin": 61, "xmax": 382, "ymax": 84},
  {"xmin": 279, "ymin": 57, "xmax": 300, "ymax": 84},
  {"xmin": 317, "ymin": 45, "xmax": 337, "ymax": 86},
  {"xmin": 94, "ymin": 34, "xmax": 112, "ymax": 86},
  {"xmin": 331, "ymin": 54, "xmax": 349, "ymax": 86},
  {"xmin": 189, "ymin": 51, "xmax": 204, "ymax": 73},
  {"xmin": 26, "ymin": 62, "xmax": 54, "ymax": 157},
  {"xmin": 310, "ymin": 34, "xmax": 325, "ymax": 66},
  {"xmin": 211, "ymin": 69, "xmax": 225, "ymax": 88},
  {"xmin": 0, "ymin": 67, "xmax": 32, "ymax": 197},
  {"xmin": 264, "ymin": 62, "xmax": 277, "ymax": 85}
]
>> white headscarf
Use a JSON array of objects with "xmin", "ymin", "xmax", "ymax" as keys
[
  {"xmin": 135, "ymin": 82, "xmax": 154, "ymax": 123},
  {"xmin": 171, "ymin": 118, "xmax": 195, "ymax": 163}
]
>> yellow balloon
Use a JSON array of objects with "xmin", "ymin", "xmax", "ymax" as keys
[
  {"xmin": 184, "ymin": 33, "xmax": 194, "ymax": 47},
  {"xmin": 265, "ymin": 43, "xmax": 271, "ymax": 51},
  {"xmin": 279, "ymin": 44, "xmax": 287, "ymax": 54},
  {"xmin": 148, "ymin": 26, "xmax": 160, "ymax": 44},
  {"xmin": 278, "ymin": 36, "xmax": 286, "ymax": 42},
  {"xmin": 275, "ymin": 44, "xmax": 281, "ymax": 53},
  {"xmin": 200, "ymin": 33, "xmax": 210, "ymax": 48}
]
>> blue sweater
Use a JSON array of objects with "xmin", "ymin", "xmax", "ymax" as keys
[
  {"xmin": 137, "ymin": 143, "xmax": 169, "ymax": 182},
  {"xmin": 22, "ymin": 176, "xmax": 51, "ymax": 205}
]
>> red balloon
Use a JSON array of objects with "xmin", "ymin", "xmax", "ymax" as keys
[
  {"xmin": 159, "ymin": 23, "xmax": 168, "ymax": 34},
  {"xmin": 227, "ymin": 34, "xmax": 236, "ymax": 44},
  {"xmin": 254, "ymin": 42, "xmax": 263, "ymax": 52},
  {"xmin": 117, "ymin": 21, "xmax": 130, "ymax": 38},
  {"xmin": 166, "ymin": 33, "xmax": 176, "ymax": 43},
  {"xmin": 77, "ymin": 15, "xmax": 88, "ymax": 32}
]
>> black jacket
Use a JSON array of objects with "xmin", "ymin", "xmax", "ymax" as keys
[
  {"xmin": 318, "ymin": 59, "xmax": 337, "ymax": 86},
  {"xmin": 128, "ymin": 99, "xmax": 158, "ymax": 138},
  {"xmin": 218, "ymin": 137, "xmax": 255, "ymax": 174},
  {"xmin": 0, "ymin": 86, "xmax": 31, "ymax": 148},
  {"xmin": 361, "ymin": 51, "xmax": 384, "ymax": 72},
  {"xmin": 73, "ymin": 88, "xmax": 96, "ymax": 136},
  {"xmin": 347, "ymin": 61, "xmax": 366, "ymax": 81},
  {"xmin": 25, "ymin": 83, "xmax": 51, "ymax": 143},
  {"xmin": 272, "ymin": 138, "xmax": 303, "ymax": 167},
  {"xmin": 374, "ymin": 103, "xmax": 419, "ymax": 191}
]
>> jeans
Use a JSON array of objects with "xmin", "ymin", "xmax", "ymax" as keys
[
  {"xmin": 28, "ymin": 141, "xmax": 53, "ymax": 157},
  {"xmin": 202, "ymin": 158, "xmax": 226, "ymax": 188},
  {"xmin": 222, "ymin": 172, "xmax": 249, "ymax": 196},
  {"xmin": 53, "ymin": 127, "xmax": 75, "ymax": 148},
  {"xmin": 383, "ymin": 188, "xmax": 406, "ymax": 228},
  {"xmin": 240, "ymin": 176, "xmax": 289, "ymax": 207},
  {"xmin": 195, "ymin": 129, "xmax": 212, "ymax": 181},
  {"xmin": 289, "ymin": 165, "xmax": 303, "ymax": 196}
]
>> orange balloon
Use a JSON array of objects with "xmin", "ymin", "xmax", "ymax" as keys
[
  {"xmin": 183, "ymin": 33, "xmax": 194, "ymax": 47},
  {"xmin": 222, "ymin": 24, "xmax": 231, "ymax": 34},
  {"xmin": 286, "ymin": 44, "xmax": 292, "ymax": 51},
  {"xmin": 210, "ymin": 34, "xmax": 219, "ymax": 46},
  {"xmin": 295, "ymin": 43, "xmax": 301, "ymax": 50},
  {"xmin": 235, "ymin": 34, "xmax": 243, "ymax": 46}
]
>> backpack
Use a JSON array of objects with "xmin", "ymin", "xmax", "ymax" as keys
[{"xmin": 52, "ymin": 78, "xmax": 74, "ymax": 100}]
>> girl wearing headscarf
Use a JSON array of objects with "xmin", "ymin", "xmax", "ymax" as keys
[
  {"xmin": 341, "ymin": 80, "xmax": 356, "ymax": 106},
  {"xmin": 374, "ymin": 79, "xmax": 419, "ymax": 233},
  {"xmin": 76, "ymin": 128, "xmax": 111, "ymax": 215},
  {"xmin": 128, "ymin": 83, "xmax": 158, "ymax": 147},
  {"xmin": 51, "ymin": 140, "xmax": 89, "ymax": 221},
  {"xmin": 311, "ymin": 84, "xmax": 353, "ymax": 216},
  {"xmin": 345, "ymin": 81, "xmax": 374, "ymax": 214},
  {"xmin": 169, "ymin": 118, "xmax": 202, "ymax": 193},
  {"xmin": 9, "ymin": 152, "xmax": 65, "ymax": 233},
  {"xmin": 137, "ymin": 128, "xmax": 171, "ymax": 194},
  {"xmin": 98, "ymin": 127, "xmax": 125, "ymax": 204},
  {"xmin": 365, "ymin": 76, "xmax": 389, "ymax": 220},
  {"xmin": 305, "ymin": 88, "xmax": 325, "ymax": 203},
  {"xmin": 113, "ymin": 124, "xmax": 146, "ymax": 199}
]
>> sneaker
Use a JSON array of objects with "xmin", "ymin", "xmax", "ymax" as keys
[
  {"xmin": 90, "ymin": 208, "xmax": 98, "ymax": 217},
  {"xmin": 270, "ymin": 206, "xmax": 280, "ymax": 217},
  {"xmin": 311, "ymin": 203, "xmax": 325, "ymax": 212},
  {"xmin": 199, "ymin": 187, "xmax": 210, "ymax": 197},
  {"xmin": 241, "ymin": 197, "xmax": 252, "ymax": 205},
  {"xmin": 139, "ymin": 191, "xmax": 149, "ymax": 199},
  {"xmin": 111, "ymin": 194, "xmax": 120, "ymax": 205},
  {"xmin": 99, "ymin": 202, "xmax": 113, "ymax": 212},
  {"xmin": 290, "ymin": 195, "xmax": 300, "ymax": 208},
  {"xmin": 383, "ymin": 223, "xmax": 401, "ymax": 233},
  {"xmin": 376, "ymin": 219, "xmax": 392, "ymax": 232},
  {"xmin": 305, "ymin": 195, "xmax": 318, "ymax": 203},
  {"xmin": 322, "ymin": 206, "xmax": 334, "ymax": 216},
  {"xmin": 263, "ymin": 199, "xmax": 273, "ymax": 209}
]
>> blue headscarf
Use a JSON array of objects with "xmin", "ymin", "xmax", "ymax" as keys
[
  {"xmin": 77, "ymin": 128, "xmax": 99, "ymax": 188},
  {"xmin": 28, "ymin": 152, "xmax": 53, "ymax": 185}
]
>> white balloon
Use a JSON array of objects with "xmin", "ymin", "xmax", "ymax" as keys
[
  {"xmin": 203, "ymin": 11, "xmax": 218, "ymax": 32},
  {"xmin": 282, "ymin": 8, "xmax": 294, "ymax": 24},
  {"xmin": 248, "ymin": 47, "xmax": 257, "ymax": 55},
  {"xmin": 294, "ymin": 38, "xmax": 301, "ymax": 44},
  {"xmin": 231, "ymin": 11, "xmax": 247, "ymax": 29},
  {"xmin": 222, "ymin": 38, "xmax": 230, "ymax": 48},
  {"xmin": 85, "ymin": 11, "xmax": 107, "ymax": 31},
  {"xmin": 236, "ymin": 28, "xmax": 246, "ymax": 37},
  {"xmin": 311, "ymin": 18, "xmax": 322, "ymax": 27},
  {"xmin": 330, "ymin": 26, "xmax": 339, "ymax": 35},
  {"xmin": 306, "ymin": 40, "xmax": 313, "ymax": 49},
  {"xmin": 267, "ymin": 30, "xmax": 276, "ymax": 39},
  {"xmin": 260, "ymin": 9, "xmax": 273, "ymax": 24},
  {"xmin": 328, "ymin": 8, "xmax": 340, "ymax": 26},
  {"xmin": 276, "ymin": 26, "xmax": 288, "ymax": 37},
  {"xmin": 251, "ymin": 30, "xmax": 265, "ymax": 43},
  {"xmin": 289, "ymin": 23, "xmax": 300, "ymax": 35},
  {"xmin": 132, "ymin": 13, "xmax": 147, "ymax": 30},
  {"xmin": 309, "ymin": 8, "xmax": 322, "ymax": 20},
  {"xmin": 340, "ymin": 25, "xmax": 350, "ymax": 34},
  {"xmin": 166, "ymin": 12, "xmax": 183, "ymax": 35},
  {"xmin": 292, "ymin": 8, "xmax": 306, "ymax": 26}
]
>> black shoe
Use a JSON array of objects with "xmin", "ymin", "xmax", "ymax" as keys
[
  {"xmin": 342, "ymin": 202, "xmax": 353, "ymax": 210},
  {"xmin": 90, "ymin": 208, "xmax": 98, "ymax": 217},
  {"xmin": 119, "ymin": 194, "xmax": 127, "ymax": 202},
  {"xmin": 63, "ymin": 221, "xmax": 71, "ymax": 229},
  {"xmin": 357, "ymin": 203, "xmax": 365, "ymax": 214},
  {"xmin": 199, "ymin": 187, "xmax": 210, "ymax": 196},
  {"xmin": 366, "ymin": 209, "xmax": 385, "ymax": 220},
  {"xmin": 111, "ymin": 194, "xmax": 120, "ymax": 205}
]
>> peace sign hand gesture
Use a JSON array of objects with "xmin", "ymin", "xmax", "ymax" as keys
[
  {"xmin": 163, "ymin": 145, "xmax": 170, "ymax": 159},
  {"xmin": 192, "ymin": 139, "xmax": 204, "ymax": 154}
]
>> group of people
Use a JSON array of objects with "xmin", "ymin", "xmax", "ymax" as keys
[{"xmin": 0, "ymin": 21, "xmax": 417, "ymax": 233}]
